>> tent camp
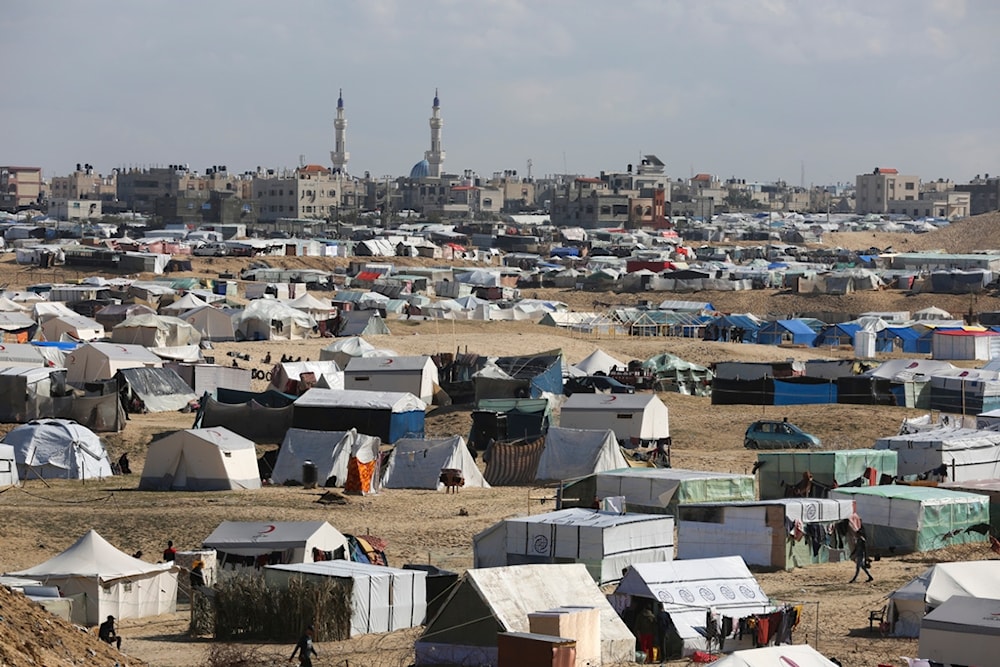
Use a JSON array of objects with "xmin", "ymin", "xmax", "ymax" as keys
[
  {"xmin": 560, "ymin": 468, "xmax": 755, "ymax": 515},
  {"xmin": 705, "ymin": 645, "xmax": 841, "ymax": 667},
  {"xmin": 40, "ymin": 315, "xmax": 104, "ymax": 342},
  {"xmin": 676, "ymin": 498, "xmax": 855, "ymax": 569},
  {"xmin": 159, "ymin": 291, "xmax": 210, "ymax": 314},
  {"xmin": 829, "ymin": 485, "xmax": 990, "ymax": 553},
  {"xmin": 117, "ymin": 366, "xmax": 197, "ymax": 413},
  {"xmin": 94, "ymin": 303, "xmax": 157, "ymax": 332},
  {"xmin": 267, "ymin": 360, "xmax": 344, "ymax": 395},
  {"xmin": 473, "ymin": 349, "xmax": 563, "ymax": 402},
  {"xmin": 180, "ymin": 305, "xmax": 237, "ymax": 342},
  {"xmin": 318, "ymin": 336, "xmax": 396, "ymax": 368},
  {"xmin": 382, "ymin": 436, "xmax": 488, "ymax": 490},
  {"xmin": 292, "ymin": 388, "xmax": 425, "ymax": 444},
  {"xmin": 942, "ymin": 478, "xmax": 1000, "ymax": 533},
  {"xmin": 3, "ymin": 419, "xmax": 112, "ymax": 480},
  {"xmin": 335, "ymin": 310, "xmax": 390, "ymax": 337},
  {"xmin": 756, "ymin": 449, "xmax": 898, "ymax": 500},
  {"xmin": 138, "ymin": 427, "xmax": 262, "ymax": 491},
  {"xmin": 919, "ymin": 595, "xmax": 1000, "ymax": 667},
  {"xmin": 236, "ymin": 299, "xmax": 317, "ymax": 341},
  {"xmin": 533, "ymin": 426, "xmax": 628, "ymax": 481},
  {"xmin": 7, "ymin": 529, "xmax": 177, "ymax": 625},
  {"xmin": 197, "ymin": 390, "xmax": 295, "ymax": 443},
  {"xmin": 0, "ymin": 443, "xmax": 19, "ymax": 487},
  {"xmin": 344, "ymin": 355, "xmax": 439, "ymax": 404},
  {"xmin": 0, "ymin": 366, "xmax": 70, "ymax": 424},
  {"xmin": 887, "ymin": 560, "xmax": 1000, "ymax": 637},
  {"xmin": 203, "ymin": 521, "xmax": 350, "ymax": 572},
  {"xmin": 571, "ymin": 349, "xmax": 626, "ymax": 376},
  {"xmin": 0, "ymin": 342, "xmax": 55, "ymax": 367},
  {"xmin": 559, "ymin": 393, "xmax": 670, "ymax": 448},
  {"xmin": 270, "ymin": 428, "xmax": 381, "ymax": 494},
  {"xmin": 472, "ymin": 508, "xmax": 674, "ymax": 583},
  {"xmin": 111, "ymin": 313, "xmax": 202, "ymax": 347},
  {"xmin": 63, "ymin": 342, "xmax": 162, "ymax": 385},
  {"xmin": 415, "ymin": 563, "xmax": 634, "ymax": 666},
  {"xmin": 611, "ymin": 557, "xmax": 775, "ymax": 658},
  {"xmin": 873, "ymin": 427, "xmax": 1000, "ymax": 482},
  {"xmin": 264, "ymin": 561, "xmax": 426, "ymax": 636}
]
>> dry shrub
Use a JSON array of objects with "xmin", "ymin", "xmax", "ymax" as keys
[
  {"xmin": 205, "ymin": 574, "xmax": 352, "ymax": 642},
  {"xmin": 204, "ymin": 642, "xmax": 282, "ymax": 667}
]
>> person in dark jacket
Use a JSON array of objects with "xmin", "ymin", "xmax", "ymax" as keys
[
  {"xmin": 849, "ymin": 533, "xmax": 873, "ymax": 582},
  {"xmin": 289, "ymin": 625, "xmax": 318, "ymax": 666},
  {"xmin": 99, "ymin": 615, "xmax": 122, "ymax": 650}
]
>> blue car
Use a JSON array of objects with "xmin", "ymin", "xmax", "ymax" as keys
[{"xmin": 744, "ymin": 420, "xmax": 821, "ymax": 450}]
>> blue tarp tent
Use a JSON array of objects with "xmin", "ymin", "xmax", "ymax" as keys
[
  {"xmin": 773, "ymin": 377, "xmax": 838, "ymax": 405},
  {"xmin": 292, "ymin": 388, "xmax": 425, "ymax": 443},
  {"xmin": 757, "ymin": 320, "xmax": 818, "ymax": 346},
  {"xmin": 708, "ymin": 315, "xmax": 761, "ymax": 344},
  {"xmin": 814, "ymin": 323, "xmax": 861, "ymax": 348},
  {"xmin": 877, "ymin": 326, "xmax": 928, "ymax": 354}
]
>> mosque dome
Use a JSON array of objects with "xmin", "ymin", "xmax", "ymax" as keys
[{"xmin": 409, "ymin": 159, "xmax": 430, "ymax": 179}]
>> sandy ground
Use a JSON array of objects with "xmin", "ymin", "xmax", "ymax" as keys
[{"xmin": 4, "ymin": 219, "xmax": 1000, "ymax": 666}]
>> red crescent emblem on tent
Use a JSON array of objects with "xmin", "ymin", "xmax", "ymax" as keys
[
  {"xmin": 602, "ymin": 395, "xmax": 618, "ymax": 403},
  {"xmin": 118, "ymin": 346, "xmax": 129, "ymax": 353},
  {"xmin": 779, "ymin": 657, "xmax": 800, "ymax": 667},
  {"xmin": 381, "ymin": 358, "xmax": 394, "ymax": 366},
  {"xmin": 0, "ymin": 345, "xmax": 5, "ymax": 350},
  {"xmin": 260, "ymin": 525, "xmax": 276, "ymax": 534}
]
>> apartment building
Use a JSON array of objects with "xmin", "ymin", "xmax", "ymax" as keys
[
  {"xmin": 1, "ymin": 166, "xmax": 43, "ymax": 210},
  {"xmin": 855, "ymin": 168, "xmax": 920, "ymax": 214},
  {"xmin": 49, "ymin": 165, "xmax": 117, "ymax": 202},
  {"xmin": 252, "ymin": 164, "xmax": 343, "ymax": 222},
  {"xmin": 956, "ymin": 175, "xmax": 1000, "ymax": 215}
]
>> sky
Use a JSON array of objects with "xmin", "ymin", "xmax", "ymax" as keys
[{"xmin": 3, "ymin": 0, "xmax": 999, "ymax": 186}]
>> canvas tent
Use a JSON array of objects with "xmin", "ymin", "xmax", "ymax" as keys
[
  {"xmin": 473, "ymin": 508, "xmax": 674, "ymax": 583},
  {"xmin": 270, "ymin": 428, "xmax": 381, "ymax": 494},
  {"xmin": 138, "ymin": 427, "xmax": 262, "ymax": 491},
  {"xmin": 919, "ymin": 595, "xmax": 1000, "ymax": 667},
  {"xmin": 0, "ymin": 342, "xmax": 55, "ymax": 367},
  {"xmin": 415, "ymin": 563, "xmax": 634, "ymax": 666},
  {"xmin": 266, "ymin": 360, "xmax": 344, "ymax": 394},
  {"xmin": 705, "ymin": 645, "xmax": 841, "ymax": 667},
  {"xmin": 382, "ymin": 436, "xmax": 488, "ymax": 490},
  {"xmin": 180, "ymin": 305, "xmax": 237, "ymax": 342},
  {"xmin": 159, "ymin": 291, "xmax": 210, "ymax": 314},
  {"xmin": 3, "ymin": 419, "xmax": 112, "ymax": 480},
  {"xmin": 0, "ymin": 366, "xmax": 70, "ymax": 424},
  {"xmin": 559, "ymin": 393, "xmax": 669, "ymax": 448},
  {"xmin": 676, "ymin": 498, "xmax": 855, "ymax": 569},
  {"xmin": 756, "ymin": 449, "xmax": 898, "ymax": 500},
  {"xmin": 534, "ymin": 426, "xmax": 628, "ymax": 481},
  {"xmin": 0, "ymin": 443, "xmax": 19, "ymax": 487},
  {"xmin": 612, "ymin": 557, "xmax": 774, "ymax": 658},
  {"xmin": 63, "ymin": 342, "xmax": 162, "ymax": 385},
  {"xmin": 560, "ymin": 468, "xmax": 755, "ymax": 515},
  {"xmin": 236, "ymin": 299, "xmax": 317, "ymax": 341},
  {"xmin": 335, "ymin": 310, "xmax": 391, "ymax": 337},
  {"xmin": 873, "ymin": 427, "xmax": 1000, "ymax": 482},
  {"xmin": 292, "ymin": 388, "xmax": 425, "ymax": 444},
  {"xmin": 7, "ymin": 529, "xmax": 177, "ymax": 625},
  {"xmin": 887, "ymin": 560, "xmax": 1000, "ymax": 637},
  {"xmin": 203, "ymin": 521, "xmax": 350, "ymax": 572},
  {"xmin": 111, "ymin": 313, "xmax": 202, "ymax": 347},
  {"xmin": 829, "ymin": 485, "xmax": 990, "ymax": 553},
  {"xmin": 571, "ymin": 349, "xmax": 626, "ymax": 376},
  {"xmin": 318, "ymin": 336, "xmax": 396, "ymax": 368},
  {"xmin": 344, "ymin": 355, "xmax": 439, "ymax": 404},
  {"xmin": 264, "ymin": 561, "xmax": 426, "ymax": 636},
  {"xmin": 117, "ymin": 366, "xmax": 197, "ymax": 413},
  {"xmin": 41, "ymin": 315, "xmax": 104, "ymax": 342}
]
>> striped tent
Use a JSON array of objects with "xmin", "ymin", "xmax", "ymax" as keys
[{"xmin": 484, "ymin": 437, "xmax": 545, "ymax": 486}]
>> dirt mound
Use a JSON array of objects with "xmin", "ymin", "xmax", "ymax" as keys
[
  {"xmin": 824, "ymin": 210, "xmax": 1000, "ymax": 253},
  {"xmin": 0, "ymin": 585, "xmax": 145, "ymax": 666}
]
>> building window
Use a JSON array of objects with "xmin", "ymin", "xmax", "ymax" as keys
[{"xmin": 905, "ymin": 182, "xmax": 915, "ymax": 190}]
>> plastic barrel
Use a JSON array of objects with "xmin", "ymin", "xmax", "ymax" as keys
[{"xmin": 302, "ymin": 460, "xmax": 318, "ymax": 489}]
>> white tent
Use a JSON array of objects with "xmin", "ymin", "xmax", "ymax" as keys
[
  {"xmin": 572, "ymin": 349, "xmax": 627, "ymax": 376},
  {"xmin": 204, "ymin": 521, "xmax": 350, "ymax": 571},
  {"xmin": 32, "ymin": 301, "xmax": 77, "ymax": 324},
  {"xmin": 887, "ymin": 560, "xmax": 1000, "ymax": 637},
  {"xmin": 264, "ymin": 561, "xmax": 426, "ymax": 636},
  {"xmin": 382, "ymin": 436, "xmax": 489, "ymax": 490},
  {"xmin": 7, "ymin": 529, "xmax": 178, "ymax": 625},
  {"xmin": 534, "ymin": 426, "xmax": 628, "ymax": 481},
  {"xmin": 415, "ymin": 563, "xmax": 634, "ymax": 666},
  {"xmin": 3, "ymin": 419, "xmax": 112, "ymax": 480},
  {"xmin": 138, "ymin": 427, "xmax": 262, "ymax": 491},
  {"xmin": 613, "ymin": 557, "xmax": 774, "ymax": 657},
  {"xmin": 0, "ymin": 443, "xmax": 19, "ymax": 487},
  {"xmin": 473, "ymin": 508, "xmax": 674, "ymax": 584},
  {"xmin": 41, "ymin": 315, "xmax": 105, "ymax": 342},
  {"xmin": 180, "ymin": 305, "xmax": 237, "ymax": 342},
  {"xmin": 236, "ymin": 299, "xmax": 317, "ymax": 341},
  {"xmin": 0, "ymin": 343, "xmax": 53, "ymax": 367},
  {"xmin": 270, "ymin": 427, "xmax": 381, "ymax": 493},
  {"xmin": 64, "ymin": 341, "xmax": 163, "ymax": 385},
  {"xmin": 319, "ymin": 336, "xmax": 378, "ymax": 366},
  {"xmin": 111, "ymin": 313, "xmax": 202, "ymax": 347},
  {"xmin": 285, "ymin": 292, "xmax": 336, "ymax": 318},
  {"xmin": 705, "ymin": 645, "xmax": 841, "ymax": 667},
  {"xmin": 160, "ymin": 292, "xmax": 210, "ymax": 314},
  {"xmin": 919, "ymin": 595, "xmax": 1000, "ymax": 667},
  {"xmin": 559, "ymin": 393, "xmax": 669, "ymax": 447},
  {"xmin": 344, "ymin": 355, "xmax": 439, "ymax": 404},
  {"xmin": 874, "ymin": 427, "xmax": 1000, "ymax": 481},
  {"xmin": 267, "ymin": 360, "xmax": 344, "ymax": 394}
]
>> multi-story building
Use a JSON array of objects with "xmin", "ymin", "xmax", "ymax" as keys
[
  {"xmin": 49, "ymin": 199, "xmax": 103, "ymax": 221},
  {"xmin": 855, "ymin": 168, "xmax": 920, "ymax": 214},
  {"xmin": 252, "ymin": 165, "xmax": 345, "ymax": 222},
  {"xmin": 49, "ymin": 165, "xmax": 117, "ymax": 202},
  {"xmin": 956, "ymin": 175, "xmax": 1000, "ymax": 215},
  {"xmin": 887, "ymin": 191, "xmax": 970, "ymax": 220},
  {"xmin": 1, "ymin": 166, "xmax": 43, "ymax": 210}
]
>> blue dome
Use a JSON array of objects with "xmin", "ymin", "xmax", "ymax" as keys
[{"xmin": 409, "ymin": 159, "xmax": 430, "ymax": 179}]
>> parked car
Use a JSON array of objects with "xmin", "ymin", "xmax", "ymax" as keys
[
  {"xmin": 563, "ymin": 375, "xmax": 636, "ymax": 396},
  {"xmin": 193, "ymin": 242, "xmax": 229, "ymax": 257},
  {"xmin": 744, "ymin": 420, "xmax": 821, "ymax": 449}
]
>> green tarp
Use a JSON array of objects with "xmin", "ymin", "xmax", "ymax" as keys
[{"xmin": 757, "ymin": 450, "xmax": 898, "ymax": 500}]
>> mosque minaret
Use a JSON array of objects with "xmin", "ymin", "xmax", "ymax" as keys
[
  {"xmin": 425, "ymin": 89, "xmax": 445, "ymax": 178},
  {"xmin": 330, "ymin": 89, "xmax": 349, "ymax": 173}
]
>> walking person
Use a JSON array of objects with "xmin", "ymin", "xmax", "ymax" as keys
[
  {"xmin": 849, "ymin": 533, "xmax": 873, "ymax": 583},
  {"xmin": 289, "ymin": 625, "xmax": 319, "ymax": 666}
]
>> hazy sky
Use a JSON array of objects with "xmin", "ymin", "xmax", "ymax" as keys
[{"xmin": 4, "ymin": 0, "xmax": 998, "ymax": 185}]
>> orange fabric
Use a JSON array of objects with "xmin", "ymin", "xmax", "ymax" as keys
[
  {"xmin": 344, "ymin": 457, "xmax": 376, "ymax": 494},
  {"xmin": 16, "ymin": 331, "xmax": 28, "ymax": 344}
]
